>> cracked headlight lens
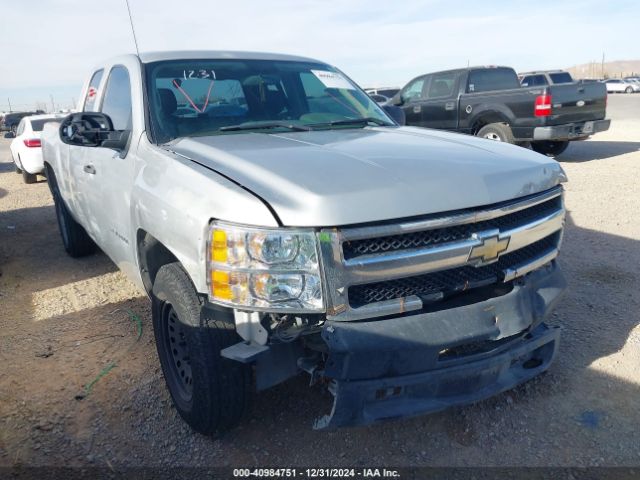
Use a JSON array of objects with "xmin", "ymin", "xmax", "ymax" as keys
[{"xmin": 207, "ymin": 221, "xmax": 324, "ymax": 312}]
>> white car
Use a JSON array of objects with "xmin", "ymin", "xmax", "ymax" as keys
[
  {"xmin": 604, "ymin": 78, "xmax": 640, "ymax": 93},
  {"xmin": 8, "ymin": 114, "xmax": 65, "ymax": 183}
]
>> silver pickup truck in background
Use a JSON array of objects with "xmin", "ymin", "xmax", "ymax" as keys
[{"xmin": 42, "ymin": 51, "xmax": 567, "ymax": 433}]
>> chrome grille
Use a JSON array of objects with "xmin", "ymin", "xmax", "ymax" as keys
[
  {"xmin": 348, "ymin": 233, "xmax": 559, "ymax": 308},
  {"xmin": 343, "ymin": 196, "xmax": 562, "ymax": 259},
  {"xmin": 318, "ymin": 186, "xmax": 565, "ymax": 321}
]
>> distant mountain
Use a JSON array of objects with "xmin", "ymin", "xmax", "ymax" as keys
[{"xmin": 566, "ymin": 60, "xmax": 640, "ymax": 79}]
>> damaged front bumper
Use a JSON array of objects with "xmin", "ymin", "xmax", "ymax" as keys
[{"xmin": 314, "ymin": 263, "xmax": 566, "ymax": 429}]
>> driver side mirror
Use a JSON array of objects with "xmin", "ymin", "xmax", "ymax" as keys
[
  {"xmin": 390, "ymin": 94, "xmax": 404, "ymax": 106},
  {"xmin": 4, "ymin": 132, "xmax": 15, "ymax": 139},
  {"xmin": 59, "ymin": 112, "xmax": 129, "ymax": 151}
]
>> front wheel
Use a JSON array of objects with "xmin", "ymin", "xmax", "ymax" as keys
[
  {"xmin": 625, "ymin": 86, "xmax": 633, "ymax": 94},
  {"xmin": 152, "ymin": 263, "xmax": 252, "ymax": 435},
  {"xmin": 531, "ymin": 140, "xmax": 570, "ymax": 157},
  {"xmin": 476, "ymin": 123, "xmax": 515, "ymax": 144}
]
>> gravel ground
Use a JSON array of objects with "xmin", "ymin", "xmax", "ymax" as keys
[{"xmin": 0, "ymin": 95, "xmax": 639, "ymax": 469}]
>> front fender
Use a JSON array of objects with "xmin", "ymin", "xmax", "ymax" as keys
[{"xmin": 131, "ymin": 138, "xmax": 279, "ymax": 294}]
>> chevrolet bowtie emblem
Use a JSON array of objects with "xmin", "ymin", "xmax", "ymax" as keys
[{"xmin": 469, "ymin": 230, "xmax": 510, "ymax": 265}]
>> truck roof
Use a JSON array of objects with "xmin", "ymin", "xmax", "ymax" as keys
[
  {"xmin": 421, "ymin": 66, "xmax": 514, "ymax": 76},
  {"xmin": 126, "ymin": 50, "xmax": 323, "ymax": 64},
  {"xmin": 519, "ymin": 70, "xmax": 568, "ymax": 75}
]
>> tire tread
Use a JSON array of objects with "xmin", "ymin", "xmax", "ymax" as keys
[{"xmin": 152, "ymin": 263, "xmax": 252, "ymax": 435}]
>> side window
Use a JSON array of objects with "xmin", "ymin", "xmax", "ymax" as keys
[
  {"xmin": 402, "ymin": 77, "xmax": 426, "ymax": 102},
  {"xmin": 427, "ymin": 72, "xmax": 457, "ymax": 98},
  {"xmin": 101, "ymin": 66, "xmax": 132, "ymax": 131},
  {"xmin": 83, "ymin": 69, "xmax": 104, "ymax": 112}
]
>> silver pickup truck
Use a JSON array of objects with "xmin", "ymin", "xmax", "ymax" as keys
[{"xmin": 42, "ymin": 51, "xmax": 567, "ymax": 433}]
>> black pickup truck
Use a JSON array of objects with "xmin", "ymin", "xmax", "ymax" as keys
[{"xmin": 390, "ymin": 66, "xmax": 610, "ymax": 156}]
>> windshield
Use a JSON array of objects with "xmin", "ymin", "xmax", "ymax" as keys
[
  {"xmin": 145, "ymin": 59, "xmax": 393, "ymax": 143},
  {"xmin": 467, "ymin": 68, "xmax": 520, "ymax": 93},
  {"xmin": 30, "ymin": 118, "xmax": 61, "ymax": 131},
  {"xmin": 549, "ymin": 72, "xmax": 573, "ymax": 84}
]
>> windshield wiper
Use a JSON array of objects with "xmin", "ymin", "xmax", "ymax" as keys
[
  {"xmin": 219, "ymin": 121, "xmax": 311, "ymax": 132},
  {"xmin": 309, "ymin": 117, "xmax": 392, "ymax": 128}
]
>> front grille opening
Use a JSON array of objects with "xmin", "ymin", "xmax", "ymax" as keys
[
  {"xmin": 348, "ymin": 233, "xmax": 559, "ymax": 309},
  {"xmin": 438, "ymin": 332, "xmax": 523, "ymax": 362},
  {"xmin": 343, "ymin": 195, "xmax": 561, "ymax": 260}
]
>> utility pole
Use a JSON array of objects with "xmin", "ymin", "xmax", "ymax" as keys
[
  {"xmin": 601, "ymin": 52, "xmax": 605, "ymax": 79},
  {"xmin": 7, "ymin": 98, "xmax": 12, "ymax": 112},
  {"xmin": 50, "ymin": 94, "xmax": 55, "ymax": 113}
]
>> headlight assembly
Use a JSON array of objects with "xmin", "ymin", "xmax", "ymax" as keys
[{"xmin": 207, "ymin": 221, "xmax": 324, "ymax": 312}]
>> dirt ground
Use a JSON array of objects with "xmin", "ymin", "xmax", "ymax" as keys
[{"xmin": 1, "ymin": 95, "xmax": 639, "ymax": 470}]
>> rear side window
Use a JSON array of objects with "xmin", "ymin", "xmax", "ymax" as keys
[
  {"xmin": 428, "ymin": 72, "xmax": 457, "ymax": 98},
  {"xmin": 549, "ymin": 72, "xmax": 573, "ymax": 84},
  {"xmin": 101, "ymin": 66, "xmax": 132, "ymax": 130},
  {"xmin": 83, "ymin": 69, "xmax": 104, "ymax": 112},
  {"xmin": 467, "ymin": 68, "xmax": 520, "ymax": 93}
]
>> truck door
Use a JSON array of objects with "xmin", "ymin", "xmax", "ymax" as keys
[
  {"xmin": 421, "ymin": 71, "xmax": 460, "ymax": 131},
  {"xmin": 397, "ymin": 76, "xmax": 429, "ymax": 127},
  {"xmin": 82, "ymin": 65, "xmax": 136, "ymax": 268},
  {"xmin": 67, "ymin": 69, "xmax": 105, "ymax": 231}
]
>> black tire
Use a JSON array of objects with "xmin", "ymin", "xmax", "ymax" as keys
[
  {"xmin": 48, "ymin": 169, "xmax": 96, "ymax": 257},
  {"xmin": 152, "ymin": 263, "xmax": 252, "ymax": 435},
  {"xmin": 531, "ymin": 140, "xmax": 570, "ymax": 157},
  {"xmin": 15, "ymin": 163, "xmax": 22, "ymax": 174},
  {"xmin": 22, "ymin": 170, "xmax": 37, "ymax": 184},
  {"xmin": 476, "ymin": 123, "xmax": 515, "ymax": 144},
  {"xmin": 625, "ymin": 86, "xmax": 633, "ymax": 94}
]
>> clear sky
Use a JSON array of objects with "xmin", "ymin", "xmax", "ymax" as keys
[{"xmin": 1, "ymin": 0, "xmax": 638, "ymax": 111}]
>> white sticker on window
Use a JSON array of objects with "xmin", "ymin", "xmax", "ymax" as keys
[{"xmin": 311, "ymin": 70, "xmax": 355, "ymax": 90}]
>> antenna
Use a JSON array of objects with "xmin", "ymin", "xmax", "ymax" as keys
[{"xmin": 124, "ymin": 0, "xmax": 140, "ymax": 56}]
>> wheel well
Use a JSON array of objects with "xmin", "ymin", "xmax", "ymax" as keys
[
  {"xmin": 137, "ymin": 231, "xmax": 179, "ymax": 294},
  {"xmin": 471, "ymin": 113, "xmax": 510, "ymax": 135}
]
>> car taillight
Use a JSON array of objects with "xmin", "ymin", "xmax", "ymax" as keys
[
  {"xmin": 534, "ymin": 94, "xmax": 552, "ymax": 117},
  {"xmin": 23, "ymin": 138, "xmax": 41, "ymax": 148}
]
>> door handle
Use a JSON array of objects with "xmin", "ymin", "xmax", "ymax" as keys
[
  {"xmin": 83, "ymin": 164, "xmax": 96, "ymax": 175},
  {"xmin": 413, "ymin": 105, "xmax": 422, "ymax": 114},
  {"xmin": 445, "ymin": 102, "xmax": 455, "ymax": 111}
]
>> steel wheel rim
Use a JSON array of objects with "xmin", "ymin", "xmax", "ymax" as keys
[
  {"xmin": 163, "ymin": 303, "xmax": 193, "ymax": 401},
  {"xmin": 484, "ymin": 132, "xmax": 502, "ymax": 141}
]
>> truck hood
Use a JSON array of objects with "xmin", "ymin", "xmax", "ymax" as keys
[{"xmin": 167, "ymin": 126, "xmax": 566, "ymax": 227}]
